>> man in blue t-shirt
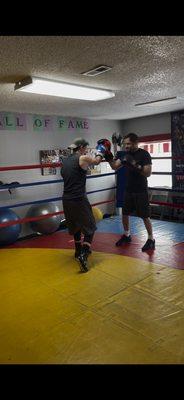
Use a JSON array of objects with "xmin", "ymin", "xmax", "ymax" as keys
[{"xmin": 107, "ymin": 133, "xmax": 155, "ymax": 252}]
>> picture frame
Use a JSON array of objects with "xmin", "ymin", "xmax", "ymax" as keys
[{"xmin": 40, "ymin": 148, "xmax": 70, "ymax": 175}]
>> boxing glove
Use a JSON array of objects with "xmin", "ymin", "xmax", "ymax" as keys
[
  {"xmin": 121, "ymin": 154, "xmax": 141, "ymax": 171},
  {"xmin": 97, "ymin": 139, "xmax": 111, "ymax": 151},
  {"xmin": 112, "ymin": 133, "xmax": 122, "ymax": 146},
  {"xmin": 104, "ymin": 151, "xmax": 114, "ymax": 162},
  {"xmin": 95, "ymin": 143, "xmax": 106, "ymax": 158}
]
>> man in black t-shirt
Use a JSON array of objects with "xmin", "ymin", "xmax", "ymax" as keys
[{"xmin": 108, "ymin": 133, "xmax": 155, "ymax": 252}]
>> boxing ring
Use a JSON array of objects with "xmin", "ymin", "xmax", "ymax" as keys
[{"xmin": 0, "ymin": 162, "xmax": 184, "ymax": 364}]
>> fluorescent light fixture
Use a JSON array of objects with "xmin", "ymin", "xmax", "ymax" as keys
[
  {"xmin": 135, "ymin": 97, "xmax": 180, "ymax": 107},
  {"xmin": 14, "ymin": 76, "xmax": 115, "ymax": 101}
]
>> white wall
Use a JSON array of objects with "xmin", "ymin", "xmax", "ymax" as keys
[
  {"xmin": 120, "ymin": 113, "xmax": 171, "ymax": 137},
  {"xmin": 0, "ymin": 113, "xmax": 121, "ymax": 238}
]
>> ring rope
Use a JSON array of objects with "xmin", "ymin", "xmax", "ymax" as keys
[
  {"xmin": 0, "ymin": 172, "xmax": 116, "ymax": 191},
  {"xmin": 0, "ymin": 187, "xmax": 117, "ymax": 210},
  {"xmin": 0, "ymin": 199, "xmax": 115, "ymax": 229}
]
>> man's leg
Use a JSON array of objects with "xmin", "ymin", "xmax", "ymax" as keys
[
  {"xmin": 141, "ymin": 217, "xmax": 155, "ymax": 251},
  {"xmin": 116, "ymin": 191, "xmax": 134, "ymax": 246},
  {"xmin": 74, "ymin": 230, "xmax": 82, "ymax": 258},
  {"xmin": 75, "ymin": 198, "xmax": 97, "ymax": 272},
  {"xmin": 82, "ymin": 233, "xmax": 93, "ymax": 255},
  {"xmin": 135, "ymin": 191, "xmax": 155, "ymax": 251},
  {"xmin": 123, "ymin": 214, "xmax": 130, "ymax": 236},
  {"xmin": 143, "ymin": 217, "xmax": 153, "ymax": 240},
  {"xmin": 116, "ymin": 213, "xmax": 131, "ymax": 246},
  {"xmin": 78, "ymin": 233, "xmax": 94, "ymax": 273}
]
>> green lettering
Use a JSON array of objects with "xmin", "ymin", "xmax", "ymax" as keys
[
  {"xmin": 58, "ymin": 119, "xmax": 65, "ymax": 128},
  {"xmin": 5, "ymin": 116, "xmax": 13, "ymax": 126},
  {"xmin": 76, "ymin": 121, "xmax": 83, "ymax": 129},
  {"xmin": 34, "ymin": 119, "xmax": 42, "ymax": 127}
]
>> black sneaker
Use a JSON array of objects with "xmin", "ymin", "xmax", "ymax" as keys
[
  {"xmin": 75, "ymin": 248, "xmax": 92, "ymax": 259},
  {"xmin": 77, "ymin": 245, "xmax": 91, "ymax": 273},
  {"xmin": 142, "ymin": 239, "xmax": 155, "ymax": 252},
  {"xmin": 78, "ymin": 252, "xmax": 89, "ymax": 273},
  {"xmin": 115, "ymin": 235, "xmax": 131, "ymax": 247}
]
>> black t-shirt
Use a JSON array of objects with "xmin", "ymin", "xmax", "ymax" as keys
[{"xmin": 116, "ymin": 148, "xmax": 152, "ymax": 193}]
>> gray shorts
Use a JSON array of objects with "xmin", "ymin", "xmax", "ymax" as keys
[{"xmin": 62, "ymin": 196, "xmax": 97, "ymax": 235}]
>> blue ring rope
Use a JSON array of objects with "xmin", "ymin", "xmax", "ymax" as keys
[
  {"xmin": 0, "ymin": 186, "xmax": 117, "ymax": 210},
  {"xmin": 0, "ymin": 172, "xmax": 115, "ymax": 190}
]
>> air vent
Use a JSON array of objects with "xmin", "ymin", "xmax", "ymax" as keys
[{"xmin": 82, "ymin": 65, "xmax": 112, "ymax": 77}]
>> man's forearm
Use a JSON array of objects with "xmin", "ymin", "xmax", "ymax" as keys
[
  {"xmin": 93, "ymin": 155, "xmax": 103, "ymax": 165},
  {"xmin": 108, "ymin": 160, "xmax": 121, "ymax": 170},
  {"xmin": 140, "ymin": 170, "xmax": 151, "ymax": 178}
]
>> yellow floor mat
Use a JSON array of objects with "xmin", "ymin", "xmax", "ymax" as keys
[{"xmin": 0, "ymin": 248, "xmax": 184, "ymax": 364}]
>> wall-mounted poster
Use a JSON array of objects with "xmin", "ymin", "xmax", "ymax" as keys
[
  {"xmin": 40, "ymin": 148, "xmax": 70, "ymax": 175},
  {"xmin": 40, "ymin": 147, "xmax": 106, "ymax": 176},
  {"xmin": 171, "ymin": 111, "xmax": 184, "ymax": 191}
]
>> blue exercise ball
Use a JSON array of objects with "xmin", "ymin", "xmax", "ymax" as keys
[
  {"xmin": 26, "ymin": 202, "xmax": 61, "ymax": 234},
  {"xmin": 0, "ymin": 209, "xmax": 21, "ymax": 246}
]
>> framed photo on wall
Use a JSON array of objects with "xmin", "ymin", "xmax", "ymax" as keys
[
  {"xmin": 40, "ymin": 149, "xmax": 59, "ymax": 175},
  {"xmin": 40, "ymin": 148, "xmax": 70, "ymax": 175}
]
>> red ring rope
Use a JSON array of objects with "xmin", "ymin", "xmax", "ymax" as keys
[{"xmin": 0, "ymin": 199, "xmax": 116, "ymax": 228}]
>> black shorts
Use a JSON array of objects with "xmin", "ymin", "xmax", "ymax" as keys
[
  {"xmin": 122, "ymin": 191, "xmax": 150, "ymax": 218},
  {"xmin": 62, "ymin": 196, "xmax": 97, "ymax": 235}
]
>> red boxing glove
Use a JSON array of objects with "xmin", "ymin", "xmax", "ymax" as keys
[
  {"xmin": 96, "ymin": 139, "xmax": 113, "ymax": 161},
  {"xmin": 97, "ymin": 139, "xmax": 111, "ymax": 152}
]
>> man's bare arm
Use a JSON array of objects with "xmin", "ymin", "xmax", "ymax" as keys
[
  {"xmin": 141, "ymin": 164, "xmax": 152, "ymax": 177},
  {"xmin": 79, "ymin": 154, "xmax": 102, "ymax": 169},
  {"xmin": 108, "ymin": 159, "xmax": 122, "ymax": 170}
]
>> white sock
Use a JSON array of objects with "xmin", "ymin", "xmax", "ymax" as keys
[
  {"xmin": 124, "ymin": 230, "xmax": 130, "ymax": 237},
  {"xmin": 148, "ymin": 235, "xmax": 154, "ymax": 240}
]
